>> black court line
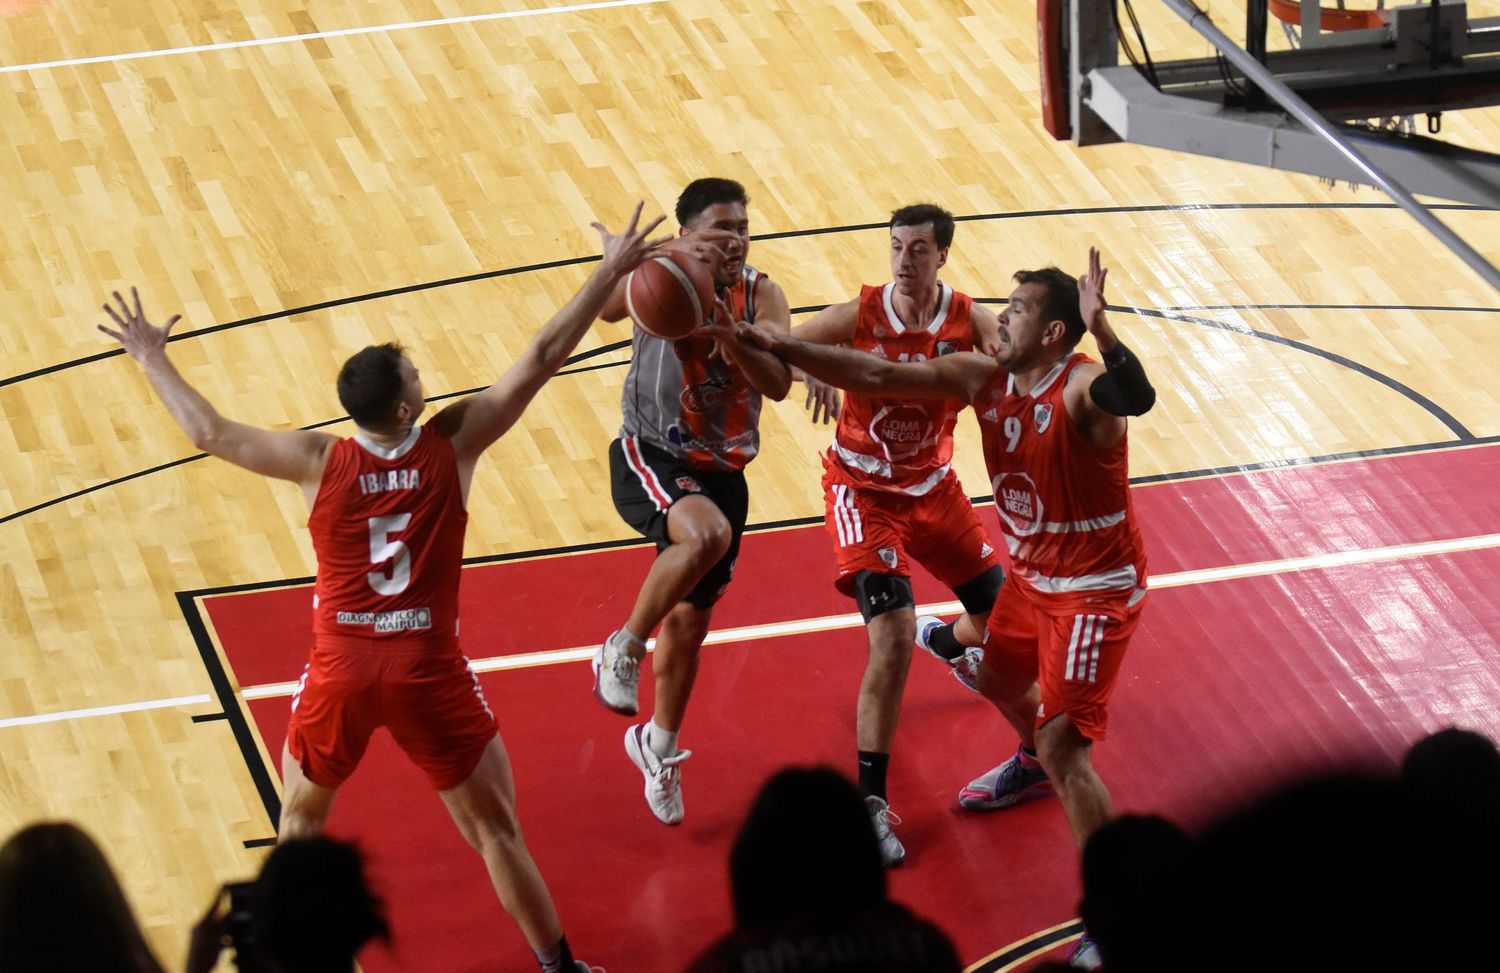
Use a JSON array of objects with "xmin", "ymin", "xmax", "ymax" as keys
[
  {"xmin": 4, "ymin": 301, "xmax": 1482, "ymax": 525},
  {"xmin": 11, "ymin": 201, "xmax": 1494, "ymax": 392},
  {"xmin": 1162, "ymin": 303, "xmax": 1500, "ymax": 314},
  {"xmin": 6, "ymin": 254, "xmax": 599, "ymax": 390},
  {"xmin": 968, "ymin": 921, "xmax": 1083, "ymax": 973},
  {"xmin": 178, "ymin": 590, "xmax": 284, "ymax": 829},
  {"xmin": 1134, "ymin": 307, "xmax": 1473, "ymax": 440}
]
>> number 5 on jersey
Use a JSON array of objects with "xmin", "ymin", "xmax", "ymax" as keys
[{"xmin": 368, "ymin": 513, "xmax": 412, "ymax": 595}]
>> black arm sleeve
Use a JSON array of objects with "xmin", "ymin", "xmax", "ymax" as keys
[{"xmin": 1088, "ymin": 342, "xmax": 1156, "ymax": 416}]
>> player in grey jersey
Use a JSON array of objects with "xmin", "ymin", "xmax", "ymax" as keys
[{"xmin": 592, "ymin": 178, "xmax": 793, "ymax": 825}]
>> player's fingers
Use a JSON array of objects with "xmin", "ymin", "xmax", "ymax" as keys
[
  {"xmin": 131, "ymin": 285, "xmax": 143, "ymax": 319},
  {"xmin": 163, "ymin": 314, "xmax": 181, "ymax": 336},
  {"xmin": 97, "ymin": 324, "xmax": 122, "ymax": 341},
  {"xmin": 104, "ymin": 303, "xmax": 127, "ymax": 328},
  {"xmin": 638, "ymin": 213, "xmax": 666, "ymax": 239}
]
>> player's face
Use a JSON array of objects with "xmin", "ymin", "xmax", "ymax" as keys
[
  {"xmin": 398, "ymin": 356, "xmax": 426, "ymax": 424},
  {"xmin": 889, "ymin": 223, "xmax": 948, "ymax": 297},
  {"xmin": 685, "ymin": 202, "xmax": 750, "ymax": 286},
  {"xmin": 995, "ymin": 283, "xmax": 1053, "ymax": 369}
]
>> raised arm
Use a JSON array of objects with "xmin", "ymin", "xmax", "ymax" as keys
[
  {"xmin": 98, "ymin": 288, "xmax": 335, "ymax": 487},
  {"xmin": 1064, "ymin": 246, "xmax": 1156, "ymax": 447},
  {"xmin": 436, "ymin": 204, "xmax": 668, "ymax": 461},
  {"xmin": 740, "ymin": 325, "xmax": 996, "ymax": 404}
]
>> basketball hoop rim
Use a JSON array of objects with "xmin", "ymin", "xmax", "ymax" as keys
[{"xmin": 1267, "ymin": 0, "xmax": 1389, "ymax": 32}]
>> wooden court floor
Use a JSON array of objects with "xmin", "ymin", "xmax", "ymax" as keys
[{"xmin": 4, "ymin": 0, "xmax": 1500, "ymax": 968}]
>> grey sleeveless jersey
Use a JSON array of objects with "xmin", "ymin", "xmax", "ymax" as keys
[{"xmin": 619, "ymin": 264, "xmax": 766, "ymax": 473}]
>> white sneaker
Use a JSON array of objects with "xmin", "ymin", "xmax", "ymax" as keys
[
  {"xmin": 915, "ymin": 615, "xmax": 983, "ymax": 693},
  {"xmin": 865, "ymin": 795, "xmax": 906, "ymax": 867},
  {"xmin": 624, "ymin": 724, "xmax": 691, "ymax": 825},
  {"xmin": 592, "ymin": 632, "xmax": 640, "ymax": 715},
  {"xmin": 954, "ymin": 645, "xmax": 984, "ymax": 693}
]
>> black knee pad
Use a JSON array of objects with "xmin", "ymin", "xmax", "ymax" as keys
[
  {"xmin": 853, "ymin": 570, "xmax": 915, "ymax": 622},
  {"xmin": 953, "ymin": 564, "xmax": 1004, "ymax": 616}
]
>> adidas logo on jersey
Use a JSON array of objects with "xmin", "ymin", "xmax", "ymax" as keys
[
  {"xmin": 871, "ymin": 344, "xmax": 887, "ymax": 358},
  {"xmin": 980, "ymin": 542, "xmax": 994, "ymax": 558},
  {"xmin": 982, "ymin": 407, "xmax": 999, "ymax": 422}
]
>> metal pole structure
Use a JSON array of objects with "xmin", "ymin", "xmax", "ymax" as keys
[{"xmin": 1160, "ymin": 0, "xmax": 1500, "ymax": 295}]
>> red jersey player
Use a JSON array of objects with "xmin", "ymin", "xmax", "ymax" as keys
[
  {"xmin": 721, "ymin": 248, "xmax": 1155, "ymax": 954},
  {"xmin": 788, "ymin": 205, "xmax": 1003, "ymax": 866},
  {"xmin": 98, "ymin": 205, "xmax": 667, "ymax": 973}
]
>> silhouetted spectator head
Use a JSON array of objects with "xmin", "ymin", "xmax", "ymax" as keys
[
  {"xmin": 1183, "ymin": 772, "xmax": 1422, "ymax": 973},
  {"xmin": 1401, "ymin": 726, "xmax": 1500, "ymax": 821},
  {"xmin": 0, "ymin": 821, "xmax": 165, "ymax": 973},
  {"xmin": 729, "ymin": 767, "xmax": 885, "ymax": 926},
  {"xmin": 1078, "ymin": 814, "xmax": 1191, "ymax": 973},
  {"xmin": 1400, "ymin": 726, "xmax": 1500, "ymax": 946},
  {"xmin": 251, "ymin": 837, "xmax": 389, "ymax": 973}
]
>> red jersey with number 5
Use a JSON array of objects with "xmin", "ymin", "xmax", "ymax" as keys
[
  {"xmin": 308, "ymin": 425, "xmax": 467, "ymax": 645},
  {"xmin": 829, "ymin": 282, "xmax": 975, "ymax": 496},
  {"xmin": 974, "ymin": 353, "xmax": 1147, "ymax": 610}
]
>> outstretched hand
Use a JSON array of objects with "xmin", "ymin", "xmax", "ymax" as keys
[
  {"xmin": 1078, "ymin": 246, "xmax": 1109, "ymax": 334},
  {"xmin": 593, "ymin": 202, "xmax": 671, "ymax": 279},
  {"xmin": 97, "ymin": 287, "xmax": 180, "ymax": 362},
  {"xmin": 667, "ymin": 228, "xmax": 735, "ymax": 276},
  {"xmin": 702, "ymin": 297, "xmax": 748, "ymax": 365},
  {"xmin": 804, "ymin": 376, "xmax": 841, "ymax": 424}
]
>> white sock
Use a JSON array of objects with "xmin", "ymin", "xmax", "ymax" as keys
[
  {"xmin": 612, "ymin": 626, "xmax": 646, "ymax": 650},
  {"xmin": 645, "ymin": 718, "xmax": 678, "ymax": 759}
]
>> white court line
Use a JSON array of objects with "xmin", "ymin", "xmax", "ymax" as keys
[
  {"xmin": 0, "ymin": 0, "xmax": 667, "ymax": 75},
  {"xmin": 8, "ymin": 529, "xmax": 1500, "ymax": 723},
  {"xmin": 241, "ymin": 529, "xmax": 1500, "ymax": 700},
  {"xmin": 0, "ymin": 694, "xmax": 212, "ymax": 729}
]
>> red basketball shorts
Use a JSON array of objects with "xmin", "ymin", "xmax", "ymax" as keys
[
  {"xmin": 823, "ymin": 466, "xmax": 999, "ymax": 597},
  {"xmin": 982, "ymin": 575, "xmax": 1146, "ymax": 740},
  {"xmin": 286, "ymin": 638, "xmax": 497, "ymax": 791}
]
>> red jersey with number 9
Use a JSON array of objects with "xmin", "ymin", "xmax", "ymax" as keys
[
  {"xmin": 974, "ymin": 353, "xmax": 1147, "ymax": 611},
  {"xmin": 308, "ymin": 425, "xmax": 467, "ymax": 645}
]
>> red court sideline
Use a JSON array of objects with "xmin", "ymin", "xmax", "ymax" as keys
[{"xmin": 197, "ymin": 445, "xmax": 1500, "ymax": 972}]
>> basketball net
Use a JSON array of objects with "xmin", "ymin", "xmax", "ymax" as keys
[{"xmin": 1273, "ymin": 0, "xmax": 1419, "ymax": 187}]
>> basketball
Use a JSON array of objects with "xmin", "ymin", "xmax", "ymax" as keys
[{"xmin": 625, "ymin": 249, "xmax": 716, "ymax": 339}]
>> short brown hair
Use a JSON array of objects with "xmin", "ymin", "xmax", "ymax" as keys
[{"xmin": 337, "ymin": 343, "xmax": 407, "ymax": 428}]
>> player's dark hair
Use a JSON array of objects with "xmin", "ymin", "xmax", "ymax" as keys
[
  {"xmin": 890, "ymin": 203, "xmax": 955, "ymax": 249},
  {"xmin": 676, "ymin": 178, "xmax": 749, "ymax": 227},
  {"xmin": 337, "ymin": 343, "xmax": 408, "ymax": 429},
  {"xmin": 1013, "ymin": 267, "xmax": 1085, "ymax": 345}
]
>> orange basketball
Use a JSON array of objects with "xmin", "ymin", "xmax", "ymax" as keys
[{"xmin": 625, "ymin": 249, "xmax": 716, "ymax": 340}]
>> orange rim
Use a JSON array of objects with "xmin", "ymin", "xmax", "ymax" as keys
[{"xmin": 1267, "ymin": 0, "xmax": 1389, "ymax": 31}]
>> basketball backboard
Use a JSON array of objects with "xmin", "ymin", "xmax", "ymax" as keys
[{"xmin": 1043, "ymin": 0, "xmax": 1500, "ymax": 206}]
